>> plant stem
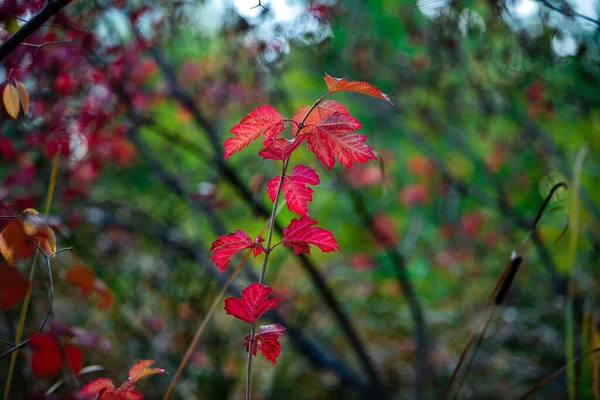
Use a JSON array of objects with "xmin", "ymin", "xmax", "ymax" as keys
[{"xmin": 244, "ymin": 92, "xmax": 331, "ymax": 400}]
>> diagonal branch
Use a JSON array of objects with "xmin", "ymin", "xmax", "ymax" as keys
[{"xmin": 0, "ymin": 0, "xmax": 75, "ymax": 62}]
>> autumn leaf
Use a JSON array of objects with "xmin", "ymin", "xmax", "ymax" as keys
[
  {"xmin": 292, "ymin": 100, "xmax": 350, "ymax": 134},
  {"xmin": 0, "ymin": 262, "xmax": 30, "ymax": 309},
  {"xmin": 266, "ymin": 165, "xmax": 320, "ymax": 215},
  {"xmin": 80, "ymin": 360, "xmax": 165, "ymax": 399},
  {"xmin": 3, "ymin": 83, "xmax": 20, "ymax": 119},
  {"xmin": 66, "ymin": 265, "xmax": 96, "ymax": 295},
  {"xmin": 65, "ymin": 265, "xmax": 115, "ymax": 310},
  {"xmin": 324, "ymin": 74, "xmax": 393, "ymax": 104},
  {"xmin": 0, "ymin": 219, "xmax": 33, "ymax": 266},
  {"xmin": 258, "ymin": 135, "xmax": 307, "ymax": 161},
  {"xmin": 282, "ymin": 215, "xmax": 340, "ymax": 255},
  {"xmin": 209, "ymin": 230, "xmax": 265, "ymax": 272},
  {"xmin": 245, "ymin": 323, "xmax": 286, "ymax": 365},
  {"xmin": 29, "ymin": 332, "xmax": 83, "ymax": 377},
  {"xmin": 128, "ymin": 360, "xmax": 166, "ymax": 383},
  {"xmin": 16, "ymin": 81, "xmax": 29, "ymax": 115},
  {"xmin": 224, "ymin": 105, "xmax": 286, "ymax": 159},
  {"xmin": 224, "ymin": 283, "xmax": 280, "ymax": 324},
  {"xmin": 80, "ymin": 377, "xmax": 117, "ymax": 397},
  {"xmin": 306, "ymin": 112, "xmax": 376, "ymax": 169}
]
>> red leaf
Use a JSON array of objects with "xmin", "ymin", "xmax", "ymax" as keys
[
  {"xmin": 258, "ymin": 135, "xmax": 307, "ymax": 161},
  {"xmin": 128, "ymin": 360, "xmax": 166, "ymax": 383},
  {"xmin": 0, "ymin": 262, "xmax": 30, "ymax": 309},
  {"xmin": 266, "ymin": 165, "xmax": 320, "ymax": 215},
  {"xmin": 245, "ymin": 323, "xmax": 286, "ymax": 366},
  {"xmin": 29, "ymin": 333, "xmax": 62, "ymax": 377},
  {"xmin": 292, "ymin": 100, "xmax": 350, "ymax": 134},
  {"xmin": 324, "ymin": 74, "xmax": 392, "ymax": 104},
  {"xmin": 93, "ymin": 279, "xmax": 116, "ymax": 310},
  {"xmin": 282, "ymin": 215, "xmax": 340, "ymax": 255},
  {"xmin": 224, "ymin": 105, "xmax": 286, "ymax": 159},
  {"xmin": 80, "ymin": 377, "xmax": 116, "ymax": 397},
  {"xmin": 210, "ymin": 230, "xmax": 265, "ymax": 272},
  {"xmin": 29, "ymin": 332, "xmax": 82, "ymax": 376},
  {"xmin": 224, "ymin": 283, "xmax": 280, "ymax": 324},
  {"xmin": 307, "ymin": 112, "xmax": 376, "ymax": 169}
]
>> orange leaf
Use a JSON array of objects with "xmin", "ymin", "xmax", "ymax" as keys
[
  {"xmin": 16, "ymin": 81, "xmax": 29, "ymax": 115},
  {"xmin": 0, "ymin": 220, "xmax": 34, "ymax": 266},
  {"xmin": 128, "ymin": 360, "xmax": 166, "ymax": 383},
  {"xmin": 66, "ymin": 265, "xmax": 95, "ymax": 295},
  {"xmin": 3, "ymin": 83, "xmax": 20, "ymax": 119},
  {"xmin": 93, "ymin": 279, "xmax": 115, "ymax": 310},
  {"xmin": 324, "ymin": 74, "xmax": 392, "ymax": 104},
  {"xmin": 0, "ymin": 262, "xmax": 30, "ymax": 309}
]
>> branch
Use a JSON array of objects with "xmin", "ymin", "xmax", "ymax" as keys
[
  {"xmin": 536, "ymin": 0, "xmax": 600, "ymax": 27},
  {"xmin": 20, "ymin": 39, "xmax": 74, "ymax": 55},
  {"xmin": 0, "ymin": 0, "xmax": 75, "ymax": 62}
]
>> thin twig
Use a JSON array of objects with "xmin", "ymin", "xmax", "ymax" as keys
[{"xmin": 20, "ymin": 39, "xmax": 74, "ymax": 55}]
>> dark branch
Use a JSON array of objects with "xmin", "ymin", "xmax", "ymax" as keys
[{"xmin": 0, "ymin": 0, "xmax": 75, "ymax": 62}]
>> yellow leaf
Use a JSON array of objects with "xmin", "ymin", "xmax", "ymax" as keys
[
  {"xmin": 3, "ymin": 84, "xmax": 20, "ymax": 119},
  {"xmin": 16, "ymin": 81, "xmax": 29, "ymax": 115}
]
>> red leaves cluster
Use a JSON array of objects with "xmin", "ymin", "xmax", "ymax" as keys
[
  {"xmin": 224, "ymin": 75, "xmax": 390, "ymax": 169},
  {"xmin": 209, "ymin": 230, "xmax": 264, "ymax": 272},
  {"xmin": 0, "ymin": 262, "xmax": 30, "ymax": 309},
  {"xmin": 212, "ymin": 75, "xmax": 389, "ymax": 369},
  {"xmin": 29, "ymin": 332, "xmax": 83, "ymax": 377},
  {"xmin": 80, "ymin": 360, "xmax": 165, "ymax": 400},
  {"xmin": 224, "ymin": 284, "xmax": 285, "ymax": 365}
]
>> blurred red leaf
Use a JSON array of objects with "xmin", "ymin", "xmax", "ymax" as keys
[
  {"xmin": 210, "ymin": 230, "xmax": 265, "ymax": 272},
  {"xmin": 282, "ymin": 215, "xmax": 340, "ymax": 255},
  {"xmin": 0, "ymin": 262, "xmax": 30, "ymax": 309},
  {"xmin": 65, "ymin": 265, "xmax": 95, "ymax": 295},
  {"xmin": 245, "ymin": 323, "xmax": 286, "ymax": 365},
  {"xmin": 224, "ymin": 105, "xmax": 285, "ymax": 159},
  {"xmin": 266, "ymin": 165, "xmax": 320, "ymax": 215},
  {"xmin": 307, "ymin": 112, "xmax": 376, "ymax": 169},
  {"xmin": 324, "ymin": 74, "xmax": 392, "ymax": 104},
  {"xmin": 29, "ymin": 332, "xmax": 83, "ymax": 377},
  {"xmin": 399, "ymin": 183, "xmax": 430, "ymax": 206},
  {"xmin": 224, "ymin": 283, "xmax": 280, "ymax": 324},
  {"xmin": 407, "ymin": 155, "xmax": 436, "ymax": 179}
]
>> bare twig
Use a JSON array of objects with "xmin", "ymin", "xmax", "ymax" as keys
[
  {"xmin": 20, "ymin": 39, "xmax": 74, "ymax": 55},
  {"xmin": 250, "ymin": 1, "xmax": 268, "ymax": 11}
]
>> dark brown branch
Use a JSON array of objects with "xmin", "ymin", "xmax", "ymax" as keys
[{"xmin": 0, "ymin": 0, "xmax": 75, "ymax": 62}]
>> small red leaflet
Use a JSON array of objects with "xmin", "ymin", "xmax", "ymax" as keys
[
  {"xmin": 224, "ymin": 105, "xmax": 286, "ymax": 159},
  {"xmin": 210, "ymin": 230, "xmax": 265, "ymax": 272},
  {"xmin": 324, "ymin": 74, "xmax": 393, "ymax": 104},
  {"xmin": 245, "ymin": 323, "xmax": 286, "ymax": 366},
  {"xmin": 224, "ymin": 282, "xmax": 280, "ymax": 324},
  {"xmin": 292, "ymin": 100, "xmax": 350, "ymax": 134},
  {"xmin": 258, "ymin": 135, "xmax": 307, "ymax": 161},
  {"xmin": 266, "ymin": 165, "xmax": 320, "ymax": 215},
  {"xmin": 282, "ymin": 215, "xmax": 340, "ymax": 255},
  {"xmin": 307, "ymin": 112, "xmax": 376, "ymax": 169}
]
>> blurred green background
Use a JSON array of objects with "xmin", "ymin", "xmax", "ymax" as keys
[{"xmin": 1, "ymin": 0, "xmax": 599, "ymax": 398}]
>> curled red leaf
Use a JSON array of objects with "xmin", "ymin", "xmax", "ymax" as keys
[
  {"xmin": 245, "ymin": 323, "xmax": 286, "ymax": 366},
  {"xmin": 224, "ymin": 282, "xmax": 280, "ymax": 324},
  {"xmin": 210, "ymin": 230, "xmax": 265, "ymax": 272},
  {"xmin": 324, "ymin": 74, "xmax": 393, "ymax": 104},
  {"xmin": 29, "ymin": 332, "xmax": 83, "ymax": 377},
  {"xmin": 282, "ymin": 215, "xmax": 340, "ymax": 255}
]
